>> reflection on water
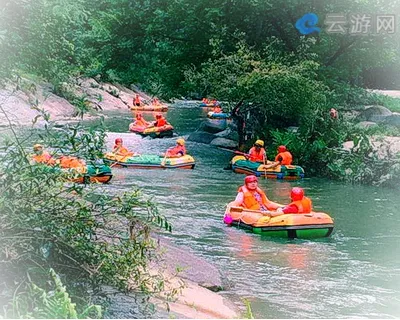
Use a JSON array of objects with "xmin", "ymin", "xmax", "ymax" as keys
[{"xmin": 89, "ymin": 105, "xmax": 400, "ymax": 318}]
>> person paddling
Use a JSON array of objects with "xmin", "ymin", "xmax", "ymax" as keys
[
  {"xmin": 132, "ymin": 113, "xmax": 149, "ymax": 127},
  {"xmin": 162, "ymin": 138, "xmax": 186, "ymax": 158},
  {"xmin": 113, "ymin": 138, "xmax": 134, "ymax": 157},
  {"xmin": 248, "ymin": 140, "xmax": 266, "ymax": 163},
  {"xmin": 226, "ymin": 175, "xmax": 281, "ymax": 213}
]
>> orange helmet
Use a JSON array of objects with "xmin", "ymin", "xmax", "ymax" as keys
[
  {"xmin": 291, "ymin": 187, "xmax": 304, "ymax": 201},
  {"xmin": 115, "ymin": 138, "xmax": 123, "ymax": 144},
  {"xmin": 245, "ymin": 175, "xmax": 258, "ymax": 184},
  {"xmin": 278, "ymin": 145, "xmax": 287, "ymax": 153}
]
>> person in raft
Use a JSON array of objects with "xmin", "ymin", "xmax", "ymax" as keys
[
  {"xmin": 31, "ymin": 144, "xmax": 56, "ymax": 165},
  {"xmin": 113, "ymin": 138, "xmax": 135, "ymax": 157},
  {"xmin": 162, "ymin": 138, "xmax": 186, "ymax": 158},
  {"xmin": 247, "ymin": 140, "xmax": 266, "ymax": 163},
  {"xmin": 133, "ymin": 94, "xmax": 141, "ymax": 107},
  {"xmin": 275, "ymin": 187, "xmax": 312, "ymax": 214},
  {"xmin": 213, "ymin": 105, "xmax": 222, "ymax": 113},
  {"xmin": 202, "ymin": 98, "xmax": 210, "ymax": 104},
  {"xmin": 227, "ymin": 175, "xmax": 281, "ymax": 213},
  {"xmin": 274, "ymin": 145, "xmax": 293, "ymax": 165},
  {"xmin": 153, "ymin": 113, "xmax": 168, "ymax": 127},
  {"xmin": 152, "ymin": 97, "xmax": 161, "ymax": 105},
  {"xmin": 132, "ymin": 113, "xmax": 149, "ymax": 127}
]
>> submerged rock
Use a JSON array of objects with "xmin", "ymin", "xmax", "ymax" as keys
[
  {"xmin": 210, "ymin": 137, "xmax": 237, "ymax": 149},
  {"xmin": 199, "ymin": 120, "xmax": 227, "ymax": 133},
  {"xmin": 187, "ymin": 131, "xmax": 217, "ymax": 144}
]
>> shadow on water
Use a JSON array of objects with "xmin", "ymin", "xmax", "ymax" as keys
[{"xmin": 87, "ymin": 105, "xmax": 400, "ymax": 318}]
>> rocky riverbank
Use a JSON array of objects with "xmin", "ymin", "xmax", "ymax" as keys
[
  {"xmin": 0, "ymin": 77, "xmax": 241, "ymax": 319},
  {"xmin": 0, "ymin": 77, "xmax": 153, "ymax": 127}
]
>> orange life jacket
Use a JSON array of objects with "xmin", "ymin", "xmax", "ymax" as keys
[
  {"xmin": 275, "ymin": 151, "xmax": 293, "ymax": 165},
  {"xmin": 58, "ymin": 156, "xmax": 85, "ymax": 169},
  {"xmin": 113, "ymin": 146, "xmax": 133, "ymax": 156},
  {"xmin": 32, "ymin": 152, "xmax": 55, "ymax": 165},
  {"xmin": 290, "ymin": 197, "xmax": 312, "ymax": 213},
  {"xmin": 248, "ymin": 147, "xmax": 266, "ymax": 162},
  {"xmin": 134, "ymin": 119, "xmax": 149, "ymax": 127},
  {"xmin": 166, "ymin": 145, "xmax": 186, "ymax": 157},
  {"xmin": 238, "ymin": 185, "xmax": 279, "ymax": 211},
  {"xmin": 213, "ymin": 106, "xmax": 222, "ymax": 113},
  {"xmin": 156, "ymin": 118, "xmax": 167, "ymax": 127}
]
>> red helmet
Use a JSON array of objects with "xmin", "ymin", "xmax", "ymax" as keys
[
  {"xmin": 245, "ymin": 175, "xmax": 258, "ymax": 184},
  {"xmin": 278, "ymin": 145, "xmax": 287, "ymax": 153},
  {"xmin": 155, "ymin": 113, "xmax": 162, "ymax": 119},
  {"xmin": 115, "ymin": 138, "xmax": 123, "ymax": 144},
  {"xmin": 136, "ymin": 113, "xmax": 142, "ymax": 119},
  {"xmin": 291, "ymin": 187, "xmax": 304, "ymax": 201}
]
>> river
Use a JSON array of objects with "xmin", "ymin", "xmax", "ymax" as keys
[{"xmin": 89, "ymin": 103, "xmax": 400, "ymax": 319}]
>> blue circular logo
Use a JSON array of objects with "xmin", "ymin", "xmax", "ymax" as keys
[{"xmin": 295, "ymin": 13, "xmax": 321, "ymax": 35}]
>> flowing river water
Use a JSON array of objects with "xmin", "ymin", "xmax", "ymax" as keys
[{"xmin": 88, "ymin": 103, "xmax": 400, "ymax": 319}]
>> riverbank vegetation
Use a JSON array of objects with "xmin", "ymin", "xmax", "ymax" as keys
[
  {"xmin": 0, "ymin": 107, "xmax": 173, "ymax": 317},
  {"xmin": 2, "ymin": 0, "xmax": 400, "ymax": 187}
]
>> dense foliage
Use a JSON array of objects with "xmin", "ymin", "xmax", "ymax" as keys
[
  {"xmin": 1, "ymin": 0, "xmax": 399, "ymax": 186},
  {"xmin": 1, "ymin": 0, "xmax": 399, "ymax": 96},
  {"xmin": 0, "ymin": 108, "xmax": 172, "ymax": 317}
]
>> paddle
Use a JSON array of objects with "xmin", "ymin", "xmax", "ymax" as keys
[
  {"xmin": 229, "ymin": 206, "xmax": 275, "ymax": 217},
  {"xmin": 217, "ymin": 147, "xmax": 250, "ymax": 158},
  {"xmin": 160, "ymin": 151, "xmax": 168, "ymax": 167},
  {"xmin": 109, "ymin": 152, "xmax": 132, "ymax": 168},
  {"xmin": 263, "ymin": 153, "xmax": 267, "ymax": 179}
]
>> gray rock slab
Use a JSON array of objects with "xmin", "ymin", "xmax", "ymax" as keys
[
  {"xmin": 187, "ymin": 131, "xmax": 217, "ymax": 144},
  {"xmin": 155, "ymin": 237, "xmax": 224, "ymax": 289},
  {"xmin": 210, "ymin": 137, "xmax": 237, "ymax": 149},
  {"xmin": 199, "ymin": 120, "xmax": 227, "ymax": 133},
  {"xmin": 357, "ymin": 105, "xmax": 392, "ymax": 122}
]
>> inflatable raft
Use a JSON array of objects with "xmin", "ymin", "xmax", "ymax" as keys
[
  {"xmin": 129, "ymin": 124, "xmax": 174, "ymax": 138},
  {"xmin": 39, "ymin": 160, "xmax": 112, "ymax": 184},
  {"xmin": 200, "ymin": 102, "xmax": 215, "ymax": 108},
  {"xmin": 231, "ymin": 155, "xmax": 304, "ymax": 180},
  {"xmin": 207, "ymin": 111, "xmax": 231, "ymax": 119},
  {"xmin": 104, "ymin": 153, "xmax": 195, "ymax": 169},
  {"xmin": 225, "ymin": 206, "xmax": 334, "ymax": 239},
  {"xmin": 131, "ymin": 104, "xmax": 168, "ymax": 112},
  {"xmin": 69, "ymin": 163, "xmax": 113, "ymax": 184}
]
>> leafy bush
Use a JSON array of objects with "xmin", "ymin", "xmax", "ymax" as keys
[{"xmin": 0, "ymin": 108, "xmax": 172, "ymax": 317}]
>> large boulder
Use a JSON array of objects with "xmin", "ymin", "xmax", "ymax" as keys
[
  {"xmin": 383, "ymin": 113, "xmax": 400, "ymax": 127},
  {"xmin": 198, "ymin": 120, "xmax": 227, "ymax": 134},
  {"xmin": 210, "ymin": 137, "xmax": 237, "ymax": 149},
  {"xmin": 357, "ymin": 105, "xmax": 392, "ymax": 122},
  {"xmin": 214, "ymin": 128, "xmax": 239, "ymax": 141},
  {"xmin": 187, "ymin": 131, "xmax": 217, "ymax": 144}
]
